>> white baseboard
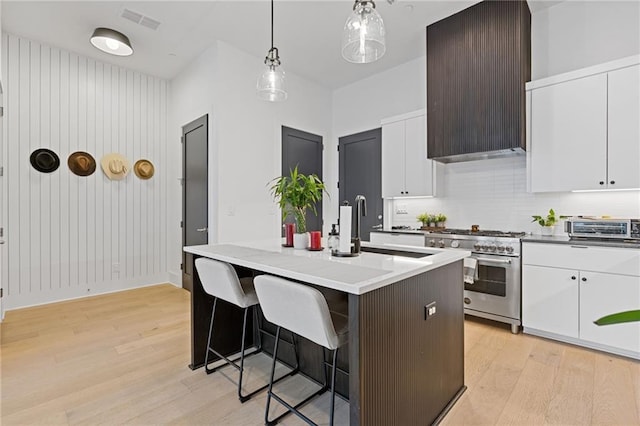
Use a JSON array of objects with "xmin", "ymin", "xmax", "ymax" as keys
[{"xmin": 3, "ymin": 273, "xmax": 170, "ymax": 311}]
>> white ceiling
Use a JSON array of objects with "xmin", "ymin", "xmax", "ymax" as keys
[{"xmin": 2, "ymin": 0, "xmax": 563, "ymax": 89}]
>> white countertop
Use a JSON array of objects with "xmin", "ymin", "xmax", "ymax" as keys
[{"xmin": 184, "ymin": 239, "xmax": 470, "ymax": 295}]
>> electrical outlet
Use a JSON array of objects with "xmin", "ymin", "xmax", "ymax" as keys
[
  {"xmin": 424, "ymin": 302, "xmax": 436, "ymax": 320},
  {"xmin": 112, "ymin": 263, "xmax": 120, "ymax": 274},
  {"xmin": 396, "ymin": 204, "xmax": 408, "ymax": 214}
]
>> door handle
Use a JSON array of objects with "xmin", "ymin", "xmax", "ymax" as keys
[
  {"xmin": 475, "ymin": 257, "xmax": 512, "ymax": 265},
  {"xmin": 196, "ymin": 228, "xmax": 208, "ymax": 232},
  {"xmin": 371, "ymin": 224, "xmax": 383, "ymax": 229}
]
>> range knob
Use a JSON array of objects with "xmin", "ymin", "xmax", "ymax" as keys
[
  {"xmin": 450, "ymin": 240, "xmax": 460, "ymax": 248},
  {"xmin": 473, "ymin": 243, "xmax": 481, "ymax": 251},
  {"xmin": 481, "ymin": 244, "xmax": 489, "ymax": 251},
  {"xmin": 438, "ymin": 240, "xmax": 445, "ymax": 248},
  {"xmin": 505, "ymin": 245, "xmax": 514, "ymax": 253},
  {"xmin": 489, "ymin": 244, "xmax": 497, "ymax": 252},
  {"xmin": 497, "ymin": 245, "xmax": 506, "ymax": 252},
  {"xmin": 428, "ymin": 239, "xmax": 436, "ymax": 247}
]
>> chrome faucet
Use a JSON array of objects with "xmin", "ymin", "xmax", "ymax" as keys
[{"xmin": 354, "ymin": 195, "xmax": 367, "ymax": 254}]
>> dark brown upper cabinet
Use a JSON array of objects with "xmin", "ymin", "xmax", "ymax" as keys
[{"xmin": 426, "ymin": 0, "xmax": 531, "ymax": 163}]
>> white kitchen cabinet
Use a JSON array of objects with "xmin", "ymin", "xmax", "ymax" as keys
[
  {"xmin": 579, "ymin": 272, "xmax": 640, "ymax": 354},
  {"xmin": 608, "ymin": 64, "xmax": 640, "ymax": 189},
  {"xmin": 529, "ymin": 74, "xmax": 607, "ymax": 192},
  {"xmin": 381, "ymin": 110, "xmax": 435, "ymax": 198},
  {"xmin": 369, "ymin": 232, "xmax": 425, "ymax": 247},
  {"xmin": 522, "ymin": 242, "xmax": 640, "ymax": 359},
  {"xmin": 522, "ymin": 265, "xmax": 579, "ymax": 338},
  {"xmin": 527, "ymin": 56, "xmax": 640, "ymax": 192}
]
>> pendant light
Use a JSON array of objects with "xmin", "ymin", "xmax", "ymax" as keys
[
  {"xmin": 341, "ymin": 0, "xmax": 386, "ymax": 64},
  {"xmin": 257, "ymin": 0, "xmax": 287, "ymax": 102},
  {"xmin": 90, "ymin": 28, "xmax": 133, "ymax": 56}
]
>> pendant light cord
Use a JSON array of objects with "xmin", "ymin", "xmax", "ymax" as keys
[{"xmin": 271, "ymin": 0, "xmax": 274, "ymax": 49}]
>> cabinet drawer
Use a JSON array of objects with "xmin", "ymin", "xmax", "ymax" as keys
[
  {"xmin": 523, "ymin": 243, "xmax": 640, "ymax": 276},
  {"xmin": 370, "ymin": 232, "xmax": 425, "ymax": 247}
]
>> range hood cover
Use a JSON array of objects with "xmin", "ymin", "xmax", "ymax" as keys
[{"xmin": 426, "ymin": 0, "xmax": 531, "ymax": 163}]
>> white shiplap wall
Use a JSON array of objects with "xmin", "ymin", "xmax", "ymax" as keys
[{"xmin": 2, "ymin": 34, "xmax": 169, "ymax": 309}]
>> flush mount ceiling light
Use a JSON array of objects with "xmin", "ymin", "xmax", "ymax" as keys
[
  {"xmin": 341, "ymin": 0, "xmax": 386, "ymax": 64},
  {"xmin": 257, "ymin": 0, "xmax": 287, "ymax": 102},
  {"xmin": 90, "ymin": 27, "xmax": 133, "ymax": 56}
]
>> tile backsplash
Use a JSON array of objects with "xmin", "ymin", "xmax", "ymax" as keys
[{"xmin": 390, "ymin": 157, "xmax": 640, "ymax": 235}]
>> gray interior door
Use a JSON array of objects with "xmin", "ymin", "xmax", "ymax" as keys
[
  {"xmin": 282, "ymin": 126, "xmax": 323, "ymax": 233},
  {"xmin": 339, "ymin": 128, "xmax": 382, "ymax": 242},
  {"xmin": 182, "ymin": 115, "xmax": 208, "ymax": 292}
]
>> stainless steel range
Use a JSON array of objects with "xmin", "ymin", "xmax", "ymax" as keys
[{"xmin": 426, "ymin": 229, "xmax": 525, "ymax": 334}]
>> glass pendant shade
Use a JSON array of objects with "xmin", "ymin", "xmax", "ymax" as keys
[
  {"xmin": 90, "ymin": 28, "xmax": 133, "ymax": 56},
  {"xmin": 257, "ymin": 63, "xmax": 287, "ymax": 102},
  {"xmin": 341, "ymin": 0, "xmax": 386, "ymax": 64},
  {"xmin": 257, "ymin": 0, "xmax": 287, "ymax": 102}
]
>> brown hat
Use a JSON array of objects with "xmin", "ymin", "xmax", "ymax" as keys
[
  {"xmin": 100, "ymin": 153, "xmax": 130, "ymax": 180},
  {"xmin": 30, "ymin": 148, "xmax": 60, "ymax": 173},
  {"xmin": 134, "ymin": 159, "xmax": 155, "ymax": 180},
  {"xmin": 68, "ymin": 151, "xmax": 96, "ymax": 176}
]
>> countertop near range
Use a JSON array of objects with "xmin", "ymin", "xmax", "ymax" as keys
[
  {"xmin": 371, "ymin": 228, "xmax": 427, "ymax": 235},
  {"xmin": 523, "ymin": 235, "xmax": 640, "ymax": 249}
]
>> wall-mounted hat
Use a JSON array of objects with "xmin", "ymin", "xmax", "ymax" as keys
[
  {"xmin": 68, "ymin": 151, "xmax": 96, "ymax": 176},
  {"xmin": 30, "ymin": 148, "xmax": 60, "ymax": 173},
  {"xmin": 100, "ymin": 153, "xmax": 130, "ymax": 181},
  {"xmin": 134, "ymin": 159, "xmax": 155, "ymax": 180}
]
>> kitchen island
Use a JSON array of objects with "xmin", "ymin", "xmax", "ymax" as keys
[{"xmin": 184, "ymin": 240, "xmax": 470, "ymax": 425}]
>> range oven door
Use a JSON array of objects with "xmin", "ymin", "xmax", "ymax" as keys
[{"xmin": 463, "ymin": 254, "xmax": 521, "ymax": 320}]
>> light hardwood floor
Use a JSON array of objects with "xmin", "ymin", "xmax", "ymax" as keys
[{"xmin": 1, "ymin": 284, "xmax": 638, "ymax": 425}]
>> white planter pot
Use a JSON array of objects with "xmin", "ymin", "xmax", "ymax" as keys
[
  {"xmin": 540, "ymin": 226, "xmax": 554, "ymax": 236},
  {"xmin": 293, "ymin": 233, "xmax": 309, "ymax": 249}
]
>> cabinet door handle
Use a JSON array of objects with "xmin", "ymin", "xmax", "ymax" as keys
[
  {"xmin": 196, "ymin": 228, "xmax": 208, "ymax": 232},
  {"xmin": 571, "ymin": 276, "xmax": 577, "ymax": 280},
  {"xmin": 570, "ymin": 245, "xmax": 589, "ymax": 249},
  {"xmin": 610, "ymin": 180, "xmax": 615, "ymax": 185},
  {"xmin": 581, "ymin": 277, "xmax": 587, "ymax": 282},
  {"xmin": 599, "ymin": 181, "xmax": 605, "ymax": 185}
]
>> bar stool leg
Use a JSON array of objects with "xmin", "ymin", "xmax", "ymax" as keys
[
  {"xmin": 265, "ymin": 326, "xmax": 282, "ymax": 426},
  {"xmin": 204, "ymin": 298, "xmax": 218, "ymax": 375},
  {"xmin": 329, "ymin": 348, "xmax": 339, "ymax": 426},
  {"xmin": 237, "ymin": 306, "xmax": 250, "ymax": 402}
]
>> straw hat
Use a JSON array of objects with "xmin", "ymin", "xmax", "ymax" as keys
[
  {"xmin": 100, "ymin": 153, "xmax": 130, "ymax": 180},
  {"xmin": 134, "ymin": 159, "xmax": 155, "ymax": 180},
  {"xmin": 68, "ymin": 151, "xmax": 96, "ymax": 176},
  {"xmin": 30, "ymin": 148, "xmax": 60, "ymax": 173}
]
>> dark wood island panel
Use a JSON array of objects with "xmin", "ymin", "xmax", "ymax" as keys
[{"xmin": 349, "ymin": 260, "xmax": 465, "ymax": 425}]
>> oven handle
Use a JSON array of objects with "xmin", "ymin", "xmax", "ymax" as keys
[{"xmin": 474, "ymin": 257, "xmax": 512, "ymax": 265}]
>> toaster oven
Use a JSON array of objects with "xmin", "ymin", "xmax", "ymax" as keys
[{"xmin": 564, "ymin": 218, "xmax": 640, "ymax": 239}]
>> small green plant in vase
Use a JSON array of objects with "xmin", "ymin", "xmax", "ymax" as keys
[
  {"xmin": 417, "ymin": 213, "xmax": 431, "ymax": 228},
  {"xmin": 531, "ymin": 208, "xmax": 566, "ymax": 236},
  {"xmin": 269, "ymin": 166, "xmax": 328, "ymax": 249},
  {"xmin": 435, "ymin": 214, "xmax": 447, "ymax": 228}
]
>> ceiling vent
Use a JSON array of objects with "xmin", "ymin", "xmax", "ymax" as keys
[{"xmin": 120, "ymin": 8, "xmax": 161, "ymax": 30}]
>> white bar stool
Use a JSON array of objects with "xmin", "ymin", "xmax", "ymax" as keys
[
  {"xmin": 254, "ymin": 275, "xmax": 348, "ymax": 426},
  {"xmin": 195, "ymin": 258, "xmax": 297, "ymax": 403}
]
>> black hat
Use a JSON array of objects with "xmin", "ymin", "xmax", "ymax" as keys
[{"xmin": 30, "ymin": 148, "xmax": 60, "ymax": 173}]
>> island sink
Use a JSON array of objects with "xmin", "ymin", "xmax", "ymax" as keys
[{"xmin": 359, "ymin": 246, "xmax": 432, "ymax": 258}]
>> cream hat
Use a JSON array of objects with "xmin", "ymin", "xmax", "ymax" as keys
[{"xmin": 101, "ymin": 153, "xmax": 130, "ymax": 180}]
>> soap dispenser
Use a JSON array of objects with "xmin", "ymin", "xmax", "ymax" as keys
[{"xmin": 328, "ymin": 224, "xmax": 339, "ymax": 253}]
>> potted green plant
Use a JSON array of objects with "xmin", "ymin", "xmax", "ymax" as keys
[
  {"xmin": 531, "ymin": 208, "xmax": 566, "ymax": 236},
  {"xmin": 435, "ymin": 213, "xmax": 447, "ymax": 228},
  {"xmin": 269, "ymin": 166, "xmax": 328, "ymax": 249},
  {"xmin": 417, "ymin": 213, "xmax": 430, "ymax": 228}
]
